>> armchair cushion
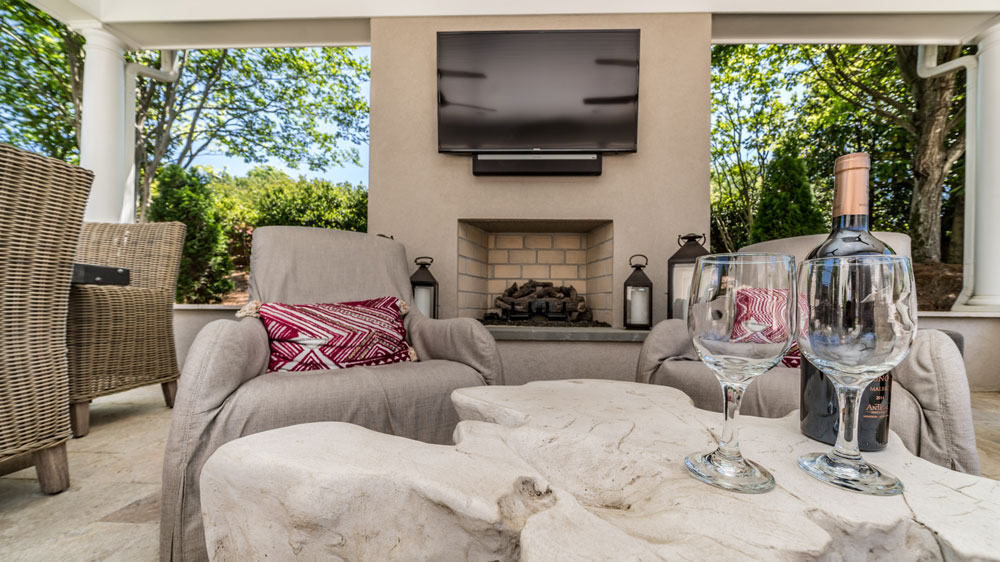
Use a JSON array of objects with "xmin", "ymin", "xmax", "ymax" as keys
[{"xmin": 258, "ymin": 297, "xmax": 414, "ymax": 372}]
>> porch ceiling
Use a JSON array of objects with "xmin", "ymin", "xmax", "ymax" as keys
[{"xmin": 27, "ymin": 0, "xmax": 1000, "ymax": 49}]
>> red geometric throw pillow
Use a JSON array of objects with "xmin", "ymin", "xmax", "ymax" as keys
[
  {"xmin": 257, "ymin": 296, "xmax": 415, "ymax": 373},
  {"xmin": 730, "ymin": 288, "xmax": 801, "ymax": 368}
]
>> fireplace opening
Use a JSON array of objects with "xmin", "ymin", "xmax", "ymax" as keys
[{"xmin": 457, "ymin": 219, "xmax": 613, "ymax": 327}]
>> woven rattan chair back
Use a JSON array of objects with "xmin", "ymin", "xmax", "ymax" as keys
[
  {"xmin": 76, "ymin": 222, "xmax": 186, "ymax": 290},
  {"xmin": 0, "ymin": 144, "xmax": 92, "ymax": 480},
  {"xmin": 67, "ymin": 221, "xmax": 186, "ymax": 436}
]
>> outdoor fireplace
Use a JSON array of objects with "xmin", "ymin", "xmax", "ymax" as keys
[{"xmin": 457, "ymin": 219, "xmax": 613, "ymax": 325}]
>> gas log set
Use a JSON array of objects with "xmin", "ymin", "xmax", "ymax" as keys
[{"xmin": 484, "ymin": 280, "xmax": 602, "ymax": 326}]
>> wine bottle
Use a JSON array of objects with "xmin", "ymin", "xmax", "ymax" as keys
[{"xmin": 799, "ymin": 152, "xmax": 894, "ymax": 451}]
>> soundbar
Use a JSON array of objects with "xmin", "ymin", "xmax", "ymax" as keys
[{"xmin": 472, "ymin": 153, "xmax": 602, "ymax": 176}]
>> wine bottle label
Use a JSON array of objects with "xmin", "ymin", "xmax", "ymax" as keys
[{"xmin": 832, "ymin": 153, "xmax": 870, "ymax": 217}]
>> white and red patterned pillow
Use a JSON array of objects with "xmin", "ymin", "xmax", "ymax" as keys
[
  {"xmin": 730, "ymin": 288, "xmax": 802, "ymax": 368},
  {"xmin": 256, "ymin": 296, "xmax": 415, "ymax": 373}
]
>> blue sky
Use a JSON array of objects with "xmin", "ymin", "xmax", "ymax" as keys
[{"xmin": 193, "ymin": 46, "xmax": 372, "ymax": 187}]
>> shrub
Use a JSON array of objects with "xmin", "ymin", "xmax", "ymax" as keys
[
  {"xmin": 210, "ymin": 167, "xmax": 368, "ymax": 268},
  {"xmin": 149, "ymin": 165, "xmax": 234, "ymax": 303},
  {"xmin": 749, "ymin": 143, "xmax": 827, "ymax": 245}
]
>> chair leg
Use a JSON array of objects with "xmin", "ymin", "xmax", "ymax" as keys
[
  {"xmin": 69, "ymin": 402, "xmax": 90, "ymax": 438},
  {"xmin": 162, "ymin": 381, "xmax": 178, "ymax": 408},
  {"xmin": 32, "ymin": 443, "xmax": 70, "ymax": 494}
]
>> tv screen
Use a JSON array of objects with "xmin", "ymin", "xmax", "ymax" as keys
[{"xmin": 437, "ymin": 30, "xmax": 640, "ymax": 153}]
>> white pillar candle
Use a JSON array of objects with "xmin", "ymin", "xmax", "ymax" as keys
[
  {"xmin": 672, "ymin": 264, "xmax": 695, "ymax": 322},
  {"xmin": 414, "ymin": 286, "xmax": 434, "ymax": 318},
  {"xmin": 629, "ymin": 286, "xmax": 650, "ymax": 326}
]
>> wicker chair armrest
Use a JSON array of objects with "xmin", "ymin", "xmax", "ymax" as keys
[
  {"xmin": 406, "ymin": 312, "xmax": 504, "ymax": 385},
  {"xmin": 635, "ymin": 319, "xmax": 699, "ymax": 384}
]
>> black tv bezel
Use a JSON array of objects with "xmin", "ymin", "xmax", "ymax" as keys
[{"xmin": 436, "ymin": 29, "xmax": 640, "ymax": 155}]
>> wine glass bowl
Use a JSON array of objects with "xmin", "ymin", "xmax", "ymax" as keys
[
  {"xmin": 684, "ymin": 253, "xmax": 797, "ymax": 494},
  {"xmin": 795, "ymin": 255, "xmax": 917, "ymax": 495}
]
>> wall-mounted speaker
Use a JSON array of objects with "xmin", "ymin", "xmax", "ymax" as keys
[{"xmin": 472, "ymin": 153, "xmax": 602, "ymax": 176}]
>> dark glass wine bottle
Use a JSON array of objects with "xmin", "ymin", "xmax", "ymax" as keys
[{"xmin": 799, "ymin": 152, "xmax": 895, "ymax": 451}]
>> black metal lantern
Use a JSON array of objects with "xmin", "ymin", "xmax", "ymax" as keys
[
  {"xmin": 410, "ymin": 256, "xmax": 438, "ymax": 318},
  {"xmin": 624, "ymin": 254, "xmax": 653, "ymax": 330},
  {"xmin": 668, "ymin": 233, "xmax": 709, "ymax": 321}
]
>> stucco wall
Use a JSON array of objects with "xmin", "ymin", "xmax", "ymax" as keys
[{"xmin": 368, "ymin": 14, "xmax": 712, "ymax": 326}]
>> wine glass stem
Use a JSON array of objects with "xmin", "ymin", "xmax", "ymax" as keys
[
  {"xmin": 831, "ymin": 381, "xmax": 865, "ymax": 462},
  {"xmin": 718, "ymin": 382, "xmax": 746, "ymax": 459}
]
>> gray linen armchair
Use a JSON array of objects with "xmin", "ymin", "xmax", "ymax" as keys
[
  {"xmin": 637, "ymin": 233, "xmax": 981, "ymax": 475},
  {"xmin": 160, "ymin": 227, "xmax": 504, "ymax": 562}
]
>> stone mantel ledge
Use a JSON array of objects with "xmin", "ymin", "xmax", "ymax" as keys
[{"xmin": 201, "ymin": 380, "xmax": 999, "ymax": 561}]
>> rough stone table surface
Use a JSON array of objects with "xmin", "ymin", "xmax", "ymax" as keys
[{"xmin": 201, "ymin": 380, "xmax": 1000, "ymax": 561}]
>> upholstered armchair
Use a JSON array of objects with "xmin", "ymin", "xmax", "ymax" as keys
[
  {"xmin": 636, "ymin": 233, "xmax": 981, "ymax": 475},
  {"xmin": 160, "ymin": 226, "xmax": 504, "ymax": 562},
  {"xmin": 0, "ymin": 143, "xmax": 92, "ymax": 493},
  {"xmin": 67, "ymin": 221, "xmax": 187, "ymax": 437}
]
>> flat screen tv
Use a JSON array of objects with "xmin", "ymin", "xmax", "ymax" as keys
[{"xmin": 437, "ymin": 29, "xmax": 640, "ymax": 154}]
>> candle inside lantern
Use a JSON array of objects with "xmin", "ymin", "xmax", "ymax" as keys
[
  {"xmin": 414, "ymin": 286, "xmax": 434, "ymax": 317},
  {"xmin": 629, "ymin": 286, "xmax": 650, "ymax": 326}
]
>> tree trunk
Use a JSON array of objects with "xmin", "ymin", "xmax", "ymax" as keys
[
  {"xmin": 897, "ymin": 46, "xmax": 964, "ymax": 263},
  {"xmin": 946, "ymin": 192, "xmax": 964, "ymax": 264}
]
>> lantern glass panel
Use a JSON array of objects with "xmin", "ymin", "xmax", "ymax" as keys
[
  {"xmin": 671, "ymin": 262, "xmax": 695, "ymax": 322},
  {"xmin": 626, "ymin": 285, "xmax": 651, "ymax": 326},
  {"xmin": 413, "ymin": 285, "xmax": 435, "ymax": 318}
]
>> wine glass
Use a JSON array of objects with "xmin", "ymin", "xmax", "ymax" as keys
[
  {"xmin": 796, "ymin": 255, "xmax": 917, "ymax": 495},
  {"xmin": 684, "ymin": 253, "xmax": 797, "ymax": 494}
]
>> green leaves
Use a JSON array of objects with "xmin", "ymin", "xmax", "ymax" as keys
[
  {"xmin": 148, "ymin": 165, "xmax": 235, "ymax": 304},
  {"xmin": 0, "ymin": 0, "xmax": 82, "ymax": 161},
  {"xmin": 209, "ymin": 166, "xmax": 367, "ymax": 269}
]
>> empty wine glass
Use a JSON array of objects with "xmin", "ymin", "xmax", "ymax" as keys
[
  {"xmin": 796, "ymin": 255, "xmax": 917, "ymax": 495},
  {"xmin": 684, "ymin": 253, "xmax": 796, "ymax": 494}
]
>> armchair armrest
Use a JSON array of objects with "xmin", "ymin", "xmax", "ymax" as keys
[
  {"xmin": 406, "ymin": 312, "xmax": 504, "ymax": 385},
  {"xmin": 161, "ymin": 317, "xmax": 269, "ymax": 560},
  {"xmin": 892, "ymin": 329, "xmax": 980, "ymax": 475},
  {"xmin": 636, "ymin": 319, "xmax": 698, "ymax": 384}
]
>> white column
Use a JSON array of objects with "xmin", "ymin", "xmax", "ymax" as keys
[
  {"xmin": 968, "ymin": 23, "xmax": 1000, "ymax": 307},
  {"xmin": 78, "ymin": 26, "xmax": 128, "ymax": 223}
]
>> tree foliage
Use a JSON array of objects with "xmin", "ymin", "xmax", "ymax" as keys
[
  {"xmin": 749, "ymin": 142, "xmax": 826, "ymax": 244},
  {"xmin": 0, "ymin": 0, "xmax": 83, "ymax": 161},
  {"xmin": 210, "ymin": 166, "xmax": 368, "ymax": 268},
  {"xmin": 0, "ymin": 0, "xmax": 369, "ymax": 221},
  {"xmin": 148, "ymin": 165, "xmax": 234, "ymax": 304},
  {"xmin": 710, "ymin": 45, "xmax": 795, "ymax": 252},
  {"xmin": 133, "ymin": 47, "xmax": 369, "ymax": 220}
]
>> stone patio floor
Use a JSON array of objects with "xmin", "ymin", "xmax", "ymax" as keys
[{"xmin": 1, "ymin": 385, "xmax": 998, "ymax": 561}]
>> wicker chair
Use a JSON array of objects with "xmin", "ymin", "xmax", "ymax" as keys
[
  {"xmin": 0, "ymin": 144, "xmax": 92, "ymax": 493},
  {"xmin": 67, "ymin": 221, "xmax": 186, "ymax": 437}
]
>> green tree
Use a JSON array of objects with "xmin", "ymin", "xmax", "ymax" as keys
[
  {"xmin": 0, "ymin": 0, "xmax": 83, "ymax": 161},
  {"xmin": 0, "ymin": 1, "xmax": 370, "ymax": 221},
  {"xmin": 149, "ymin": 165, "xmax": 234, "ymax": 303},
  {"xmin": 796, "ymin": 45, "xmax": 969, "ymax": 262},
  {"xmin": 710, "ymin": 45, "xmax": 795, "ymax": 252},
  {"xmin": 210, "ymin": 166, "xmax": 368, "ymax": 267},
  {"xmin": 749, "ymin": 143, "xmax": 826, "ymax": 244},
  {"xmin": 133, "ymin": 47, "xmax": 369, "ymax": 220}
]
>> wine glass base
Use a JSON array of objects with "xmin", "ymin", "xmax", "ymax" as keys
[
  {"xmin": 685, "ymin": 450, "xmax": 775, "ymax": 494},
  {"xmin": 798, "ymin": 452, "xmax": 903, "ymax": 496}
]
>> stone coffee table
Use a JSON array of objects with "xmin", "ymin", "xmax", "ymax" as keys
[{"xmin": 200, "ymin": 380, "xmax": 1000, "ymax": 561}]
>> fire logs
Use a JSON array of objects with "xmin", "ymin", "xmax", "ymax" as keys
[{"xmin": 494, "ymin": 280, "xmax": 592, "ymax": 322}]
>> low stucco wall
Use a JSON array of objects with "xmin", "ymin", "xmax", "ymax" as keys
[{"xmin": 173, "ymin": 307, "xmax": 1000, "ymax": 391}]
